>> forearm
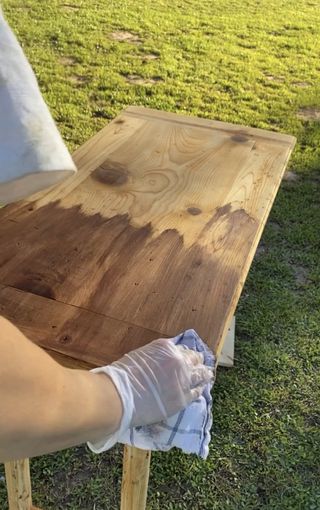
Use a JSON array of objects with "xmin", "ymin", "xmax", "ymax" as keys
[{"xmin": 0, "ymin": 317, "xmax": 122, "ymax": 462}]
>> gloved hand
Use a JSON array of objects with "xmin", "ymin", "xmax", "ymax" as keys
[{"xmin": 88, "ymin": 337, "xmax": 213, "ymax": 452}]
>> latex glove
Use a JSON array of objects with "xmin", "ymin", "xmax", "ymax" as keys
[{"xmin": 87, "ymin": 338, "xmax": 213, "ymax": 452}]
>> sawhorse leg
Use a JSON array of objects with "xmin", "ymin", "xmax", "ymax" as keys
[
  {"xmin": 4, "ymin": 459, "xmax": 40, "ymax": 510},
  {"xmin": 5, "ymin": 449, "xmax": 152, "ymax": 510},
  {"xmin": 121, "ymin": 446, "xmax": 151, "ymax": 510},
  {"xmin": 218, "ymin": 316, "xmax": 235, "ymax": 368}
]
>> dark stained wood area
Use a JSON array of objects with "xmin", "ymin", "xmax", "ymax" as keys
[{"xmin": 0, "ymin": 107, "xmax": 296, "ymax": 367}]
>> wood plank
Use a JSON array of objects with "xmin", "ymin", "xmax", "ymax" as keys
[
  {"xmin": 121, "ymin": 446, "xmax": 151, "ymax": 510},
  {"xmin": 0, "ymin": 107, "xmax": 296, "ymax": 359},
  {"xmin": 125, "ymin": 106, "xmax": 296, "ymax": 144},
  {"xmin": 4, "ymin": 459, "xmax": 33, "ymax": 510},
  {"xmin": 218, "ymin": 316, "xmax": 235, "ymax": 367},
  {"xmin": 0, "ymin": 285, "xmax": 163, "ymax": 367}
]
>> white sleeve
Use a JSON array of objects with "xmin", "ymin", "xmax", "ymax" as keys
[{"xmin": 0, "ymin": 9, "xmax": 76, "ymax": 205}]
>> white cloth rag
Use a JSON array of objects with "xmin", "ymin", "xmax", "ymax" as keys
[
  {"xmin": 0, "ymin": 9, "xmax": 76, "ymax": 205},
  {"xmin": 89, "ymin": 329, "xmax": 216, "ymax": 460}
]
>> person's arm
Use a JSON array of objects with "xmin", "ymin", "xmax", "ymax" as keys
[
  {"xmin": 0, "ymin": 316, "xmax": 123, "ymax": 462},
  {"xmin": 0, "ymin": 316, "xmax": 212, "ymax": 462}
]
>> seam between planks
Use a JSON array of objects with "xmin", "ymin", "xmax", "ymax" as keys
[{"xmin": 1, "ymin": 284, "xmax": 172, "ymax": 339}]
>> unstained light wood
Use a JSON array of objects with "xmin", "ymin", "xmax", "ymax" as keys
[
  {"xmin": 4, "ymin": 459, "xmax": 35, "ymax": 510},
  {"xmin": 121, "ymin": 446, "xmax": 151, "ymax": 510},
  {"xmin": 218, "ymin": 316, "xmax": 235, "ymax": 367}
]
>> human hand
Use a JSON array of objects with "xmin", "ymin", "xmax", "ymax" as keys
[{"xmin": 88, "ymin": 337, "xmax": 213, "ymax": 451}]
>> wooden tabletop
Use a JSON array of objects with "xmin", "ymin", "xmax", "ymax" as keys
[{"xmin": 0, "ymin": 107, "xmax": 296, "ymax": 368}]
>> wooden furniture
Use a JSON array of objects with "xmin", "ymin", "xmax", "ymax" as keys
[{"xmin": 0, "ymin": 107, "xmax": 295, "ymax": 510}]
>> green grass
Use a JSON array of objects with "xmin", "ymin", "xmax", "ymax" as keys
[{"xmin": 1, "ymin": 0, "xmax": 320, "ymax": 508}]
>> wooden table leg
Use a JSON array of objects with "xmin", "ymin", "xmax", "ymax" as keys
[
  {"xmin": 218, "ymin": 315, "xmax": 236, "ymax": 367},
  {"xmin": 4, "ymin": 459, "xmax": 39, "ymax": 510},
  {"xmin": 121, "ymin": 446, "xmax": 151, "ymax": 510}
]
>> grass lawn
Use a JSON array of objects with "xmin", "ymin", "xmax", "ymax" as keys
[{"xmin": 1, "ymin": 0, "xmax": 320, "ymax": 508}]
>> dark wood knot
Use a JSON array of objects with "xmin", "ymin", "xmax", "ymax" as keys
[
  {"xmin": 92, "ymin": 160, "xmax": 129, "ymax": 186},
  {"xmin": 187, "ymin": 207, "xmax": 202, "ymax": 215}
]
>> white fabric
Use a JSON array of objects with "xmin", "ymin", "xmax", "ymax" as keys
[{"xmin": 0, "ymin": 9, "xmax": 76, "ymax": 205}]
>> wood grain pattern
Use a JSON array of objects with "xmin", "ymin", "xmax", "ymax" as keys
[
  {"xmin": 4, "ymin": 459, "xmax": 33, "ymax": 510},
  {"xmin": 121, "ymin": 446, "xmax": 151, "ymax": 510},
  {"xmin": 0, "ymin": 107, "xmax": 296, "ymax": 362}
]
